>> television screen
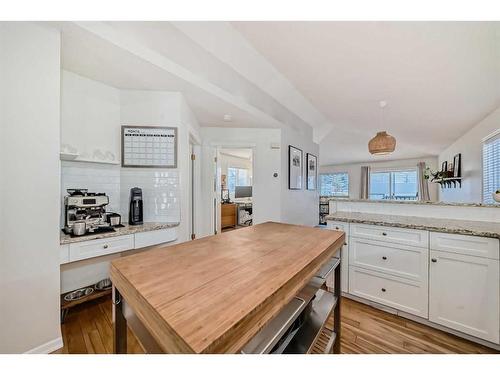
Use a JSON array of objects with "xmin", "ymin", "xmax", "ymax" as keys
[{"xmin": 235, "ymin": 186, "xmax": 252, "ymax": 198}]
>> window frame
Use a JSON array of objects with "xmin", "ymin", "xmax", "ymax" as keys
[
  {"xmin": 227, "ymin": 166, "xmax": 251, "ymax": 194},
  {"xmin": 482, "ymin": 129, "xmax": 500, "ymax": 204},
  {"xmin": 319, "ymin": 172, "xmax": 350, "ymax": 197},
  {"xmin": 369, "ymin": 167, "xmax": 419, "ymax": 201}
]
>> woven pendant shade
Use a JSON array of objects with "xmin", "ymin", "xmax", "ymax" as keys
[{"xmin": 368, "ymin": 131, "xmax": 396, "ymax": 155}]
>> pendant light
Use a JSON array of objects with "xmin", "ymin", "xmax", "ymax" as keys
[{"xmin": 368, "ymin": 101, "xmax": 396, "ymax": 155}]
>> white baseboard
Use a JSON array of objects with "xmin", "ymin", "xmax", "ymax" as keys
[{"xmin": 24, "ymin": 336, "xmax": 63, "ymax": 354}]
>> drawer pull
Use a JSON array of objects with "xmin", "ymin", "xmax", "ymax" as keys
[
  {"xmin": 431, "ymin": 258, "xmax": 437, "ymax": 263},
  {"xmin": 381, "ymin": 288, "xmax": 386, "ymax": 292},
  {"xmin": 382, "ymin": 256, "xmax": 387, "ymax": 260},
  {"xmin": 382, "ymin": 232, "xmax": 387, "ymax": 236},
  {"xmin": 103, "ymin": 244, "xmax": 109, "ymax": 249},
  {"xmin": 335, "ymin": 227, "xmax": 339, "ymax": 230},
  {"xmin": 344, "ymin": 242, "xmax": 347, "ymax": 246}
]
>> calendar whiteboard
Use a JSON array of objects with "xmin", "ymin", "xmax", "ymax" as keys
[{"xmin": 121, "ymin": 126, "xmax": 177, "ymax": 168}]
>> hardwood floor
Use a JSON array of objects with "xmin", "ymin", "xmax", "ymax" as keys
[{"xmin": 53, "ymin": 296, "xmax": 498, "ymax": 354}]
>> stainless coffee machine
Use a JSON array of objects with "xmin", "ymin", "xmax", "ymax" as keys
[{"xmin": 63, "ymin": 189, "xmax": 112, "ymax": 235}]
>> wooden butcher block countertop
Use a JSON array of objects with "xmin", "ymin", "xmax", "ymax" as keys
[{"xmin": 110, "ymin": 222, "xmax": 345, "ymax": 353}]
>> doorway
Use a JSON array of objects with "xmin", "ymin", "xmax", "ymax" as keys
[{"xmin": 218, "ymin": 148, "xmax": 253, "ymax": 233}]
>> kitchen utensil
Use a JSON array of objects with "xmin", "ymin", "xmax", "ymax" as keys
[{"xmin": 72, "ymin": 220, "xmax": 87, "ymax": 236}]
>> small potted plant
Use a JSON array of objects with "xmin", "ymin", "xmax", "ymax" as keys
[{"xmin": 493, "ymin": 189, "xmax": 500, "ymax": 203}]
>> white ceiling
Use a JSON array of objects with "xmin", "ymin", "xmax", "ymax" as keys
[
  {"xmin": 233, "ymin": 22, "xmax": 500, "ymax": 165},
  {"xmin": 220, "ymin": 148, "xmax": 253, "ymax": 160}
]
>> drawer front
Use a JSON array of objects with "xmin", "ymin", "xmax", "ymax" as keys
[
  {"xmin": 349, "ymin": 266, "xmax": 428, "ymax": 318},
  {"xmin": 59, "ymin": 244, "xmax": 70, "ymax": 264},
  {"xmin": 349, "ymin": 238, "xmax": 428, "ymax": 281},
  {"xmin": 350, "ymin": 223, "xmax": 428, "ymax": 248},
  {"xmin": 69, "ymin": 235, "xmax": 134, "ymax": 262},
  {"xmin": 430, "ymin": 232, "xmax": 499, "ymax": 259},
  {"xmin": 326, "ymin": 220, "xmax": 349, "ymax": 237},
  {"xmin": 134, "ymin": 228, "xmax": 177, "ymax": 249}
]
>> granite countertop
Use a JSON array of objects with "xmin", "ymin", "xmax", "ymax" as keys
[
  {"xmin": 325, "ymin": 212, "xmax": 500, "ymax": 239},
  {"xmin": 323, "ymin": 197, "xmax": 500, "ymax": 208},
  {"xmin": 60, "ymin": 222, "xmax": 180, "ymax": 245}
]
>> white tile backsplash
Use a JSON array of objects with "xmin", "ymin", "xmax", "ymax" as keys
[{"xmin": 60, "ymin": 161, "xmax": 181, "ymax": 227}]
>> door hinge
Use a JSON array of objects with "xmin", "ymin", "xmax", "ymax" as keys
[
  {"xmin": 191, "ymin": 233, "xmax": 196, "ymax": 240},
  {"xmin": 191, "ymin": 153, "xmax": 196, "ymax": 161}
]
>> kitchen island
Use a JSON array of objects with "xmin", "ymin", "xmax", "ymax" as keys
[{"xmin": 110, "ymin": 222, "xmax": 345, "ymax": 354}]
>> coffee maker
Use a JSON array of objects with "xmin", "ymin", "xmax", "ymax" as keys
[
  {"xmin": 129, "ymin": 187, "xmax": 143, "ymax": 225},
  {"xmin": 63, "ymin": 189, "xmax": 111, "ymax": 235}
]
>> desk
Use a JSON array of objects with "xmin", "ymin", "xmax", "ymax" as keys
[{"xmin": 221, "ymin": 203, "xmax": 237, "ymax": 229}]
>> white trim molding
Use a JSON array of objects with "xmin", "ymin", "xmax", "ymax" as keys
[{"xmin": 24, "ymin": 336, "xmax": 63, "ymax": 354}]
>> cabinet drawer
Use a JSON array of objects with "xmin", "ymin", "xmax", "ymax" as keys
[
  {"xmin": 326, "ymin": 220, "xmax": 349, "ymax": 237},
  {"xmin": 350, "ymin": 223, "xmax": 428, "ymax": 248},
  {"xmin": 349, "ymin": 238, "xmax": 428, "ymax": 282},
  {"xmin": 69, "ymin": 235, "xmax": 134, "ymax": 262},
  {"xmin": 59, "ymin": 244, "xmax": 70, "ymax": 264},
  {"xmin": 134, "ymin": 228, "xmax": 177, "ymax": 249},
  {"xmin": 349, "ymin": 266, "xmax": 428, "ymax": 318},
  {"xmin": 430, "ymin": 232, "xmax": 499, "ymax": 259}
]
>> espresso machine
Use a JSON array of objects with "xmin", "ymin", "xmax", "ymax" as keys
[{"xmin": 63, "ymin": 189, "xmax": 113, "ymax": 236}]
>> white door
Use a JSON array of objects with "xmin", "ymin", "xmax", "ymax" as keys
[{"xmin": 429, "ymin": 250, "xmax": 500, "ymax": 344}]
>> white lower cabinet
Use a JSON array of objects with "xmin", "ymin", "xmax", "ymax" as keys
[
  {"xmin": 429, "ymin": 250, "xmax": 500, "ymax": 344},
  {"xmin": 349, "ymin": 266, "xmax": 428, "ymax": 318}
]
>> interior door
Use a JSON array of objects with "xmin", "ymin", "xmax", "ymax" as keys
[{"xmin": 429, "ymin": 250, "xmax": 500, "ymax": 343}]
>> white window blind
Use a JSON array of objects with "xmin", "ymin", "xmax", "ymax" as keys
[{"xmin": 483, "ymin": 132, "xmax": 500, "ymax": 204}]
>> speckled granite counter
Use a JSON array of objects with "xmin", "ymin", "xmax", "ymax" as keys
[
  {"xmin": 60, "ymin": 222, "xmax": 180, "ymax": 245},
  {"xmin": 324, "ymin": 198, "xmax": 500, "ymax": 208},
  {"xmin": 325, "ymin": 212, "xmax": 500, "ymax": 239}
]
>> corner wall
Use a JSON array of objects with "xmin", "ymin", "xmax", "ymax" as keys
[
  {"xmin": 281, "ymin": 127, "xmax": 320, "ymax": 226},
  {"xmin": 0, "ymin": 23, "xmax": 62, "ymax": 353},
  {"xmin": 439, "ymin": 106, "xmax": 500, "ymax": 203}
]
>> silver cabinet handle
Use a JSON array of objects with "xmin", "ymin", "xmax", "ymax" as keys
[
  {"xmin": 103, "ymin": 244, "xmax": 109, "ymax": 249},
  {"xmin": 431, "ymin": 258, "xmax": 437, "ymax": 263}
]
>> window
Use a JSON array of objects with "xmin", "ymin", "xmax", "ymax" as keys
[
  {"xmin": 369, "ymin": 169, "xmax": 418, "ymax": 200},
  {"xmin": 227, "ymin": 167, "xmax": 251, "ymax": 194},
  {"xmin": 483, "ymin": 132, "xmax": 500, "ymax": 204},
  {"xmin": 320, "ymin": 172, "xmax": 349, "ymax": 197}
]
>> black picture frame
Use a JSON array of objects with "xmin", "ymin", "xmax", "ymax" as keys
[
  {"xmin": 441, "ymin": 161, "xmax": 448, "ymax": 173},
  {"xmin": 306, "ymin": 153, "xmax": 317, "ymax": 190},
  {"xmin": 453, "ymin": 153, "xmax": 461, "ymax": 178},
  {"xmin": 288, "ymin": 145, "xmax": 303, "ymax": 190}
]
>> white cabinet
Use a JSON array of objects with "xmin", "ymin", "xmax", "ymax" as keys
[
  {"xmin": 326, "ymin": 221, "xmax": 349, "ymax": 293},
  {"xmin": 349, "ymin": 237, "xmax": 428, "ymax": 282},
  {"xmin": 134, "ymin": 228, "xmax": 177, "ymax": 249},
  {"xmin": 349, "ymin": 266, "xmax": 428, "ymax": 318},
  {"xmin": 59, "ymin": 244, "xmax": 70, "ymax": 265},
  {"xmin": 350, "ymin": 223, "xmax": 428, "ymax": 248},
  {"xmin": 69, "ymin": 235, "xmax": 134, "ymax": 262},
  {"xmin": 430, "ymin": 232, "xmax": 499, "ymax": 259},
  {"xmin": 429, "ymin": 249, "xmax": 500, "ymax": 344}
]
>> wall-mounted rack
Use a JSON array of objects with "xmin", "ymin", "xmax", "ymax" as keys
[{"xmin": 432, "ymin": 177, "xmax": 462, "ymax": 188}]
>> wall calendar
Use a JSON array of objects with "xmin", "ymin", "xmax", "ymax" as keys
[{"xmin": 121, "ymin": 126, "xmax": 177, "ymax": 168}]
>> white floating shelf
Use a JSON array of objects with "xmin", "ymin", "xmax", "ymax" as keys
[
  {"xmin": 60, "ymin": 152, "xmax": 79, "ymax": 161},
  {"xmin": 60, "ymin": 153, "xmax": 120, "ymax": 165}
]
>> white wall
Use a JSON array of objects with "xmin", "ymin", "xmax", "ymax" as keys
[
  {"xmin": 61, "ymin": 70, "xmax": 121, "ymax": 162},
  {"xmin": 439, "ymin": 107, "xmax": 500, "ymax": 203},
  {"xmin": 320, "ymin": 156, "xmax": 439, "ymax": 202},
  {"xmin": 281, "ymin": 126, "xmax": 320, "ymax": 226},
  {"xmin": 0, "ymin": 23, "xmax": 62, "ymax": 353},
  {"xmin": 199, "ymin": 128, "xmax": 282, "ymax": 237}
]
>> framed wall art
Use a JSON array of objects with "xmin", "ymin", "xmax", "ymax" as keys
[
  {"xmin": 306, "ymin": 153, "xmax": 317, "ymax": 190},
  {"xmin": 288, "ymin": 145, "xmax": 303, "ymax": 190}
]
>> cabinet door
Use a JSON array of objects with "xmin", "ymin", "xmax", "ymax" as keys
[{"xmin": 429, "ymin": 250, "xmax": 500, "ymax": 344}]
